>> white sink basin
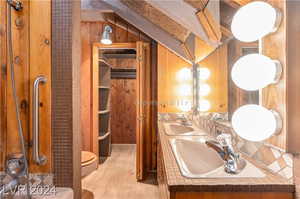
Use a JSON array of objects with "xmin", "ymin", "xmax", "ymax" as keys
[
  {"xmin": 164, "ymin": 123, "xmax": 207, "ymax": 136},
  {"xmin": 169, "ymin": 137, "xmax": 266, "ymax": 178}
]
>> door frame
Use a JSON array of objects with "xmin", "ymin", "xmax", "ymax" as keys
[{"xmin": 92, "ymin": 42, "xmax": 148, "ymax": 180}]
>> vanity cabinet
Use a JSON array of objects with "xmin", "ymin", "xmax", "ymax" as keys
[{"xmin": 157, "ymin": 138, "xmax": 171, "ymax": 199}]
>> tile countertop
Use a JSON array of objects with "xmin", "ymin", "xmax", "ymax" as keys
[{"xmin": 158, "ymin": 120, "xmax": 295, "ymax": 193}]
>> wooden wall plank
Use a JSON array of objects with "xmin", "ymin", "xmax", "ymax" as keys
[
  {"xmin": 0, "ymin": 0, "xmax": 7, "ymax": 171},
  {"xmin": 6, "ymin": 0, "xmax": 30, "ymax": 159},
  {"xmin": 29, "ymin": 0, "xmax": 52, "ymax": 172},
  {"xmin": 109, "ymin": 58, "xmax": 137, "ymax": 144},
  {"xmin": 80, "ymin": 22, "xmax": 91, "ymax": 151}
]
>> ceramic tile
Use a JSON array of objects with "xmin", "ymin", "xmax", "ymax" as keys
[
  {"xmin": 268, "ymin": 161, "xmax": 282, "ymax": 173},
  {"xmin": 279, "ymin": 166, "xmax": 293, "ymax": 179}
]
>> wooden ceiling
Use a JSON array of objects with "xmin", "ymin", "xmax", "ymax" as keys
[{"xmin": 81, "ymin": 0, "xmax": 248, "ymax": 63}]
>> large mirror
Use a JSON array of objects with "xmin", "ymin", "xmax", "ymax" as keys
[{"xmin": 196, "ymin": 38, "xmax": 259, "ymax": 121}]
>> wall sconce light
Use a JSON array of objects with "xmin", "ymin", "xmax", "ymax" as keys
[
  {"xmin": 198, "ymin": 67, "xmax": 211, "ymax": 81},
  {"xmin": 199, "ymin": 83, "xmax": 211, "ymax": 96},
  {"xmin": 231, "ymin": 54, "xmax": 282, "ymax": 91},
  {"xmin": 101, "ymin": 25, "xmax": 113, "ymax": 45},
  {"xmin": 232, "ymin": 104, "xmax": 282, "ymax": 142},
  {"xmin": 231, "ymin": 1, "xmax": 281, "ymax": 42},
  {"xmin": 198, "ymin": 99, "xmax": 211, "ymax": 112},
  {"xmin": 177, "ymin": 67, "xmax": 192, "ymax": 82}
]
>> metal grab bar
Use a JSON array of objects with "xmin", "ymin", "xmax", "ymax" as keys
[{"xmin": 32, "ymin": 76, "xmax": 47, "ymax": 165}]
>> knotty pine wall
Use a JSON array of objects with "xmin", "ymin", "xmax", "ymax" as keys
[
  {"xmin": 0, "ymin": 0, "xmax": 52, "ymax": 173},
  {"xmin": 107, "ymin": 58, "xmax": 137, "ymax": 144}
]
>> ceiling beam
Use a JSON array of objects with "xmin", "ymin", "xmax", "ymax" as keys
[
  {"xmin": 119, "ymin": 0, "xmax": 190, "ymax": 42},
  {"xmin": 81, "ymin": 0, "xmax": 114, "ymax": 12},
  {"xmin": 101, "ymin": 0, "xmax": 192, "ymax": 63},
  {"xmin": 196, "ymin": 8, "xmax": 222, "ymax": 43},
  {"xmin": 184, "ymin": 0, "xmax": 209, "ymax": 11}
]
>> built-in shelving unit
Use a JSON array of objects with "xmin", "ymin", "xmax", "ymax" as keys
[{"xmin": 98, "ymin": 58, "xmax": 111, "ymax": 158}]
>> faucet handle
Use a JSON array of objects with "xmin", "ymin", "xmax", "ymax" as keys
[{"xmin": 217, "ymin": 133, "xmax": 232, "ymax": 147}]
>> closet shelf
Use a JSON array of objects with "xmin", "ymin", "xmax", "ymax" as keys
[
  {"xmin": 98, "ymin": 132, "xmax": 110, "ymax": 140},
  {"xmin": 99, "ymin": 86, "xmax": 110, "ymax": 89},
  {"xmin": 99, "ymin": 110, "xmax": 110, "ymax": 114},
  {"xmin": 99, "ymin": 59, "xmax": 110, "ymax": 67}
]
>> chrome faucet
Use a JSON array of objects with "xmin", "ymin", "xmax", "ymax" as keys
[
  {"xmin": 205, "ymin": 134, "xmax": 246, "ymax": 174},
  {"xmin": 177, "ymin": 114, "xmax": 192, "ymax": 126}
]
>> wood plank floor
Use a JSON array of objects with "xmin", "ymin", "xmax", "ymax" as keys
[{"xmin": 82, "ymin": 144, "xmax": 159, "ymax": 199}]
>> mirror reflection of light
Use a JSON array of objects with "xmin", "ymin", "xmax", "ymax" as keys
[
  {"xmin": 178, "ymin": 99, "xmax": 192, "ymax": 112},
  {"xmin": 199, "ymin": 68, "xmax": 211, "ymax": 81},
  {"xmin": 199, "ymin": 84, "xmax": 211, "ymax": 96},
  {"xmin": 199, "ymin": 100, "xmax": 211, "ymax": 112},
  {"xmin": 177, "ymin": 67, "xmax": 192, "ymax": 82},
  {"xmin": 177, "ymin": 84, "xmax": 192, "ymax": 97}
]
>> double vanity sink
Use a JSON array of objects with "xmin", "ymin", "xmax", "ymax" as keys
[{"xmin": 163, "ymin": 122, "xmax": 266, "ymax": 179}]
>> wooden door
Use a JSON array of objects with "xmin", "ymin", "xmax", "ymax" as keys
[{"xmin": 136, "ymin": 41, "xmax": 150, "ymax": 180}]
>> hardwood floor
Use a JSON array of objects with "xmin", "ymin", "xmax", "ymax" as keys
[{"xmin": 82, "ymin": 144, "xmax": 159, "ymax": 199}]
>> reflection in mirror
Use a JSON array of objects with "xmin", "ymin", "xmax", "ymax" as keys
[{"xmin": 196, "ymin": 38, "xmax": 259, "ymax": 121}]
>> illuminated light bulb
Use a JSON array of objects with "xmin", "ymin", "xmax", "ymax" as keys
[
  {"xmin": 231, "ymin": 1, "xmax": 281, "ymax": 42},
  {"xmin": 198, "ymin": 99, "xmax": 211, "ymax": 112},
  {"xmin": 178, "ymin": 99, "xmax": 192, "ymax": 112},
  {"xmin": 198, "ymin": 67, "xmax": 211, "ymax": 81},
  {"xmin": 231, "ymin": 104, "xmax": 282, "ymax": 142},
  {"xmin": 177, "ymin": 84, "xmax": 192, "ymax": 96},
  {"xmin": 177, "ymin": 67, "xmax": 192, "ymax": 82},
  {"xmin": 199, "ymin": 83, "xmax": 211, "ymax": 96},
  {"xmin": 231, "ymin": 54, "xmax": 281, "ymax": 91}
]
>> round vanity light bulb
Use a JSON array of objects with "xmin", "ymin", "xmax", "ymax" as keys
[
  {"xmin": 199, "ymin": 84, "xmax": 211, "ymax": 96},
  {"xmin": 231, "ymin": 54, "xmax": 281, "ymax": 91},
  {"xmin": 232, "ymin": 104, "xmax": 282, "ymax": 142},
  {"xmin": 199, "ymin": 67, "xmax": 211, "ymax": 81},
  {"xmin": 231, "ymin": 1, "xmax": 281, "ymax": 42},
  {"xmin": 177, "ymin": 84, "xmax": 192, "ymax": 97},
  {"xmin": 177, "ymin": 67, "xmax": 192, "ymax": 82},
  {"xmin": 198, "ymin": 99, "xmax": 211, "ymax": 112}
]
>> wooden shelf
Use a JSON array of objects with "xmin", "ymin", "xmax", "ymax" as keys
[
  {"xmin": 99, "ymin": 110, "xmax": 110, "ymax": 114},
  {"xmin": 99, "ymin": 58, "xmax": 110, "ymax": 67},
  {"xmin": 99, "ymin": 86, "xmax": 110, "ymax": 89},
  {"xmin": 98, "ymin": 132, "xmax": 110, "ymax": 141}
]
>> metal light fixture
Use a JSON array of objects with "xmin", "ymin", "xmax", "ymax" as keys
[
  {"xmin": 231, "ymin": 1, "xmax": 282, "ymax": 42},
  {"xmin": 101, "ymin": 25, "xmax": 113, "ymax": 45},
  {"xmin": 232, "ymin": 104, "xmax": 282, "ymax": 142}
]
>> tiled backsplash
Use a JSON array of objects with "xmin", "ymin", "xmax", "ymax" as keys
[{"xmin": 192, "ymin": 114, "xmax": 293, "ymax": 182}]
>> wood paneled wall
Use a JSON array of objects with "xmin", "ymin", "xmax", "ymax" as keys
[
  {"xmin": 198, "ymin": 44, "xmax": 228, "ymax": 113},
  {"xmin": 0, "ymin": 0, "xmax": 51, "ymax": 172},
  {"xmin": 157, "ymin": 44, "xmax": 193, "ymax": 113},
  {"xmin": 81, "ymin": 18, "xmax": 151, "ymax": 151},
  {"xmin": 108, "ymin": 58, "xmax": 137, "ymax": 144}
]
